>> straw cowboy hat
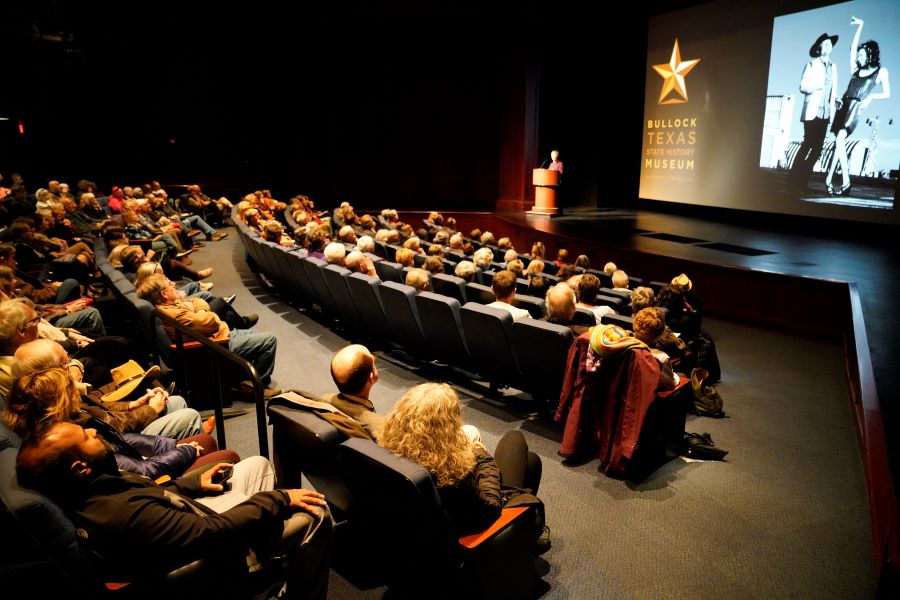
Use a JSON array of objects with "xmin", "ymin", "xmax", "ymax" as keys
[
  {"xmin": 670, "ymin": 273, "xmax": 693, "ymax": 291},
  {"xmin": 101, "ymin": 360, "xmax": 161, "ymax": 403}
]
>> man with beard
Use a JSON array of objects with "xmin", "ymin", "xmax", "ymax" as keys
[{"xmin": 15, "ymin": 421, "xmax": 332, "ymax": 599}]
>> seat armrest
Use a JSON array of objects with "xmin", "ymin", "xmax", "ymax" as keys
[{"xmin": 458, "ymin": 506, "xmax": 529, "ymax": 549}]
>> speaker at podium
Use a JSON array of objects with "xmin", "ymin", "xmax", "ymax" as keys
[{"xmin": 529, "ymin": 168, "xmax": 560, "ymax": 215}]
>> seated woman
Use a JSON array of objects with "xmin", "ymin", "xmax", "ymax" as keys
[
  {"xmin": 631, "ymin": 308, "xmax": 680, "ymax": 389},
  {"xmin": 3, "ymin": 367, "xmax": 237, "ymax": 479},
  {"xmin": 380, "ymin": 383, "xmax": 546, "ymax": 548}
]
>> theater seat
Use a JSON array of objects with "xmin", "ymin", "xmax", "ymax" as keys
[
  {"xmin": 459, "ymin": 302, "xmax": 520, "ymax": 388},
  {"xmin": 374, "ymin": 260, "xmax": 404, "ymax": 284},
  {"xmin": 464, "ymin": 282, "xmax": 495, "ymax": 305},
  {"xmin": 431, "ymin": 273, "xmax": 468, "ymax": 305},
  {"xmin": 336, "ymin": 437, "xmax": 537, "ymax": 599},
  {"xmin": 601, "ymin": 313, "xmax": 634, "ymax": 329},
  {"xmin": 346, "ymin": 273, "xmax": 393, "ymax": 340},
  {"xmin": 379, "ymin": 281, "xmax": 431, "ymax": 358},
  {"xmin": 415, "ymin": 292, "xmax": 472, "ymax": 369},
  {"xmin": 513, "ymin": 319, "xmax": 575, "ymax": 407},
  {"xmin": 323, "ymin": 264, "xmax": 363, "ymax": 329},
  {"xmin": 511, "ymin": 295, "xmax": 546, "ymax": 319},
  {"xmin": 266, "ymin": 401, "xmax": 353, "ymax": 520}
]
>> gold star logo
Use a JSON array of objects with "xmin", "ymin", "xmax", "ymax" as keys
[{"xmin": 652, "ymin": 39, "xmax": 701, "ymax": 105}]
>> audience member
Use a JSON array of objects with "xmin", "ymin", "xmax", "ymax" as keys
[
  {"xmin": 16, "ymin": 421, "xmax": 332, "ymax": 599},
  {"xmin": 380, "ymin": 383, "xmax": 545, "ymax": 543},
  {"xmin": 322, "ymin": 344, "xmax": 386, "ymax": 441},
  {"xmin": 487, "ymin": 270, "xmax": 529, "ymax": 321}
]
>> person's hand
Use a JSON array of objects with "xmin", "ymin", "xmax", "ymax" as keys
[
  {"xmin": 66, "ymin": 299, "xmax": 89, "ymax": 313},
  {"xmin": 177, "ymin": 440, "xmax": 204, "ymax": 457},
  {"xmin": 285, "ymin": 489, "xmax": 328, "ymax": 515},
  {"xmin": 851, "ymin": 15, "xmax": 863, "ymax": 26},
  {"xmin": 199, "ymin": 463, "xmax": 233, "ymax": 493},
  {"xmin": 67, "ymin": 330, "xmax": 93, "ymax": 347},
  {"xmin": 148, "ymin": 390, "xmax": 168, "ymax": 414}
]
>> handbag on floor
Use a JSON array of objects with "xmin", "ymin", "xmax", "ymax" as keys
[{"xmin": 690, "ymin": 368, "xmax": 725, "ymax": 418}]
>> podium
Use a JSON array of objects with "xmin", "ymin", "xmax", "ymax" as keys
[{"xmin": 529, "ymin": 168, "xmax": 559, "ymax": 216}]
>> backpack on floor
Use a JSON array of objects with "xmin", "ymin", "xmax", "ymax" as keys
[{"xmin": 690, "ymin": 368, "xmax": 725, "ymax": 418}]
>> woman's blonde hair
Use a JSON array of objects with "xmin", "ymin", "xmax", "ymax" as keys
[
  {"xmin": 381, "ymin": 383, "xmax": 475, "ymax": 487},
  {"xmin": 134, "ymin": 261, "xmax": 165, "ymax": 288},
  {"xmin": 3, "ymin": 367, "xmax": 82, "ymax": 438}
]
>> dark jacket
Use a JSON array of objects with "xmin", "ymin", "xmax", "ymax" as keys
[
  {"xmin": 64, "ymin": 469, "xmax": 291, "ymax": 580},
  {"xmin": 436, "ymin": 447, "xmax": 503, "ymax": 537}
]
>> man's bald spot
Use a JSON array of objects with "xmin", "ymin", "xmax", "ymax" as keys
[
  {"xmin": 345, "ymin": 250, "xmax": 365, "ymax": 272},
  {"xmin": 330, "ymin": 344, "xmax": 374, "ymax": 395},
  {"xmin": 12, "ymin": 338, "xmax": 66, "ymax": 379},
  {"xmin": 546, "ymin": 283, "xmax": 576, "ymax": 321}
]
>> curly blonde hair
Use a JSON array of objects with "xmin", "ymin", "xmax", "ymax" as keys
[{"xmin": 381, "ymin": 383, "xmax": 475, "ymax": 487}]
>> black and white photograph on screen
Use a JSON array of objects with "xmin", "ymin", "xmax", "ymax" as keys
[{"xmin": 760, "ymin": 0, "xmax": 898, "ymax": 209}]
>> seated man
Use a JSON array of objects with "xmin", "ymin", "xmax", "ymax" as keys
[
  {"xmin": 486, "ymin": 270, "xmax": 530, "ymax": 321},
  {"xmin": 344, "ymin": 250, "xmax": 377, "ymax": 278},
  {"xmin": 322, "ymin": 344, "xmax": 386, "ymax": 441},
  {"xmin": 13, "ymin": 339, "xmax": 211, "ymax": 439},
  {"xmin": 137, "ymin": 274, "xmax": 279, "ymax": 395},
  {"xmin": 542, "ymin": 283, "xmax": 591, "ymax": 336},
  {"xmin": 577, "ymin": 273, "xmax": 616, "ymax": 323},
  {"xmin": 16, "ymin": 422, "xmax": 332, "ymax": 599}
]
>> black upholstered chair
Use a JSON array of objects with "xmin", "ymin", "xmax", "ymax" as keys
[
  {"xmin": 431, "ymin": 273, "xmax": 468, "ymax": 305},
  {"xmin": 266, "ymin": 401, "xmax": 353, "ymax": 520},
  {"xmin": 336, "ymin": 437, "xmax": 537, "ymax": 599},
  {"xmin": 415, "ymin": 292, "xmax": 472, "ymax": 369},
  {"xmin": 464, "ymin": 282, "xmax": 495, "ymax": 305},
  {"xmin": 346, "ymin": 273, "xmax": 393, "ymax": 340},
  {"xmin": 379, "ymin": 281, "xmax": 431, "ymax": 357},
  {"xmin": 322, "ymin": 264, "xmax": 364, "ymax": 329},
  {"xmin": 513, "ymin": 319, "xmax": 575, "ymax": 406},
  {"xmin": 459, "ymin": 302, "xmax": 520, "ymax": 388},
  {"xmin": 601, "ymin": 313, "xmax": 635, "ymax": 329},
  {"xmin": 374, "ymin": 260, "xmax": 404, "ymax": 284}
]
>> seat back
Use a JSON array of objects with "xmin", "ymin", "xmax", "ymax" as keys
[
  {"xmin": 415, "ymin": 292, "xmax": 471, "ymax": 368},
  {"xmin": 266, "ymin": 402, "xmax": 353, "ymax": 518},
  {"xmin": 302, "ymin": 257, "xmax": 340, "ymax": 317},
  {"xmin": 322, "ymin": 264, "xmax": 363, "ymax": 328},
  {"xmin": 459, "ymin": 302, "xmax": 519, "ymax": 385},
  {"xmin": 336, "ymin": 438, "xmax": 455, "ymax": 583},
  {"xmin": 601, "ymin": 313, "xmax": 635, "ymax": 329},
  {"xmin": 464, "ymin": 282, "xmax": 495, "ymax": 305},
  {"xmin": 513, "ymin": 319, "xmax": 575, "ymax": 404},
  {"xmin": 374, "ymin": 260, "xmax": 404, "ymax": 284},
  {"xmin": 573, "ymin": 308, "xmax": 597, "ymax": 326},
  {"xmin": 379, "ymin": 282, "xmax": 430, "ymax": 357},
  {"xmin": 346, "ymin": 273, "xmax": 393, "ymax": 340},
  {"xmin": 596, "ymin": 293, "xmax": 627, "ymax": 313},
  {"xmin": 511, "ymin": 294, "xmax": 546, "ymax": 319},
  {"xmin": 431, "ymin": 273, "xmax": 468, "ymax": 304}
]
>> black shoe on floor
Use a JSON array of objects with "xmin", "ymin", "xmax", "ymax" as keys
[
  {"xmin": 534, "ymin": 526, "xmax": 552, "ymax": 556},
  {"xmin": 242, "ymin": 313, "xmax": 259, "ymax": 328}
]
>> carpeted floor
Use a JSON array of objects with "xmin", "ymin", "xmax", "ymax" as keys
[{"xmin": 193, "ymin": 233, "xmax": 876, "ymax": 599}]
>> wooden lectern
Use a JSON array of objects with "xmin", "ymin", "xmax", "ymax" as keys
[{"xmin": 529, "ymin": 168, "xmax": 559, "ymax": 216}]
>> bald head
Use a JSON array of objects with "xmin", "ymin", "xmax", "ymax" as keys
[
  {"xmin": 330, "ymin": 344, "xmax": 378, "ymax": 397},
  {"xmin": 546, "ymin": 283, "xmax": 576, "ymax": 323},
  {"xmin": 345, "ymin": 250, "xmax": 374, "ymax": 276},
  {"xmin": 13, "ymin": 339, "xmax": 67, "ymax": 379}
]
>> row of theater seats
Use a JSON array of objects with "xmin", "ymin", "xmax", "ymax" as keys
[
  {"xmin": 239, "ymin": 216, "xmax": 576, "ymax": 403},
  {"xmin": 266, "ymin": 400, "xmax": 537, "ymax": 598}
]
